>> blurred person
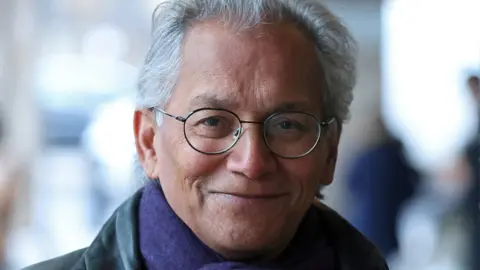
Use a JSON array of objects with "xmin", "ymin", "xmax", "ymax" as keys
[
  {"xmin": 0, "ymin": 108, "xmax": 21, "ymax": 270},
  {"xmin": 382, "ymin": 2, "xmax": 480, "ymax": 268},
  {"xmin": 466, "ymin": 73, "xmax": 479, "ymax": 270},
  {"xmin": 0, "ymin": 162, "xmax": 21, "ymax": 270},
  {"xmin": 25, "ymin": 1, "xmax": 388, "ymax": 269},
  {"xmin": 346, "ymin": 118, "xmax": 420, "ymax": 258},
  {"xmin": 389, "ymin": 73, "xmax": 480, "ymax": 270},
  {"xmin": 0, "ymin": 109, "xmax": 7, "ymax": 270}
]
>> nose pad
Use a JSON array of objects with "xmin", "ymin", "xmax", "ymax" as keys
[{"xmin": 233, "ymin": 127, "xmax": 242, "ymax": 138}]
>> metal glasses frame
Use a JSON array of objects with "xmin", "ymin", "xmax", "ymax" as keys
[{"xmin": 152, "ymin": 107, "xmax": 335, "ymax": 159}]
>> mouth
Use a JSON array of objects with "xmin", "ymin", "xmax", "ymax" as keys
[
  {"xmin": 210, "ymin": 192, "xmax": 287, "ymax": 200},
  {"xmin": 207, "ymin": 191, "xmax": 289, "ymax": 209}
]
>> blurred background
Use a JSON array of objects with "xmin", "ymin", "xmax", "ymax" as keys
[{"xmin": 0, "ymin": 0, "xmax": 478, "ymax": 269}]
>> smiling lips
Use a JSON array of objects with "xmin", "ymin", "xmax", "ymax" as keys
[{"xmin": 210, "ymin": 191, "xmax": 287, "ymax": 200}]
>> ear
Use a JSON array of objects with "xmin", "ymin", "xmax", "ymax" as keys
[
  {"xmin": 133, "ymin": 109, "xmax": 158, "ymax": 179},
  {"xmin": 320, "ymin": 120, "xmax": 340, "ymax": 186}
]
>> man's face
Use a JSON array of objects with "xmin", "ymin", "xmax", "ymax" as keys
[{"xmin": 134, "ymin": 21, "xmax": 340, "ymax": 260}]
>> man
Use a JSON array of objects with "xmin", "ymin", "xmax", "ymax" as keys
[{"xmin": 25, "ymin": 0, "xmax": 388, "ymax": 269}]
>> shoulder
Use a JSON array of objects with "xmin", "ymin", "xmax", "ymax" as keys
[
  {"xmin": 22, "ymin": 249, "xmax": 87, "ymax": 270},
  {"xmin": 313, "ymin": 200, "xmax": 389, "ymax": 270}
]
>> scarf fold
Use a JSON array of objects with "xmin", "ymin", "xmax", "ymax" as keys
[{"xmin": 139, "ymin": 181, "xmax": 336, "ymax": 270}]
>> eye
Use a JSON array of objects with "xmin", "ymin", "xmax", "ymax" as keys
[
  {"xmin": 189, "ymin": 115, "xmax": 237, "ymax": 139},
  {"xmin": 202, "ymin": 117, "xmax": 221, "ymax": 127},
  {"xmin": 272, "ymin": 119, "xmax": 304, "ymax": 131},
  {"xmin": 278, "ymin": 121, "xmax": 295, "ymax": 130},
  {"xmin": 266, "ymin": 113, "xmax": 316, "ymax": 136}
]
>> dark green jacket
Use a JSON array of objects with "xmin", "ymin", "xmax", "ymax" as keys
[{"xmin": 24, "ymin": 189, "xmax": 389, "ymax": 270}]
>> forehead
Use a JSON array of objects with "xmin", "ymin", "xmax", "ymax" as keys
[{"xmin": 169, "ymin": 20, "xmax": 326, "ymax": 114}]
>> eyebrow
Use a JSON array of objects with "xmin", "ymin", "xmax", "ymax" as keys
[
  {"xmin": 190, "ymin": 94, "xmax": 237, "ymax": 109},
  {"xmin": 189, "ymin": 93, "xmax": 321, "ymax": 114},
  {"xmin": 270, "ymin": 102, "xmax": 315, "ymax": 113}
]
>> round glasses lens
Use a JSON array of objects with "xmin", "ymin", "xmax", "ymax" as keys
[
  {"xmin": 184, "ymin": 109, "xmax": 241, "ymax": 154},
  {"xmin": 264, "ymin": 112, "xmax": 321, "ymax": 157}
]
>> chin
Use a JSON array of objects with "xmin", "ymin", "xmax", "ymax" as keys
[
  {"xmin": 197, "ymin": 193, "xmax": 302, "ymax": 257},
  {"xmin": 213, "ymin": 227, "xmax": 283, "ymax": 260}
]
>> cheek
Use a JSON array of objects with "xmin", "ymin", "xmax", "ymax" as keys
[
  {"xmin": 156, "ymin": 130, "xmax": 225, "ymax": 189},
  {"xmin": 284, "ymin": 158, "xmax": 323, "ymax": 183},
  {"xmin": 181, "ymin": 152, "xmax": 225, "ymax": 183},
  {"xmin": 281, "ymin": 151, "xmax": 326, "ymax": 191}
]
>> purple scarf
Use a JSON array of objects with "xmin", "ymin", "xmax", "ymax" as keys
[{"xmin": 139, "ymin": 181, "xmax": 336, "ymax": 270}]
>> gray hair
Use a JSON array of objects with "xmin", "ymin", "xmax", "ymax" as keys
[{"xmin": 137, "ymin": 0, "xmax": 357, "ymax": 122}]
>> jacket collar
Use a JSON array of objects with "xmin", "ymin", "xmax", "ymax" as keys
[{"xmin": 75, "ymin": 188, "xmax": 143, "ymax": 270}]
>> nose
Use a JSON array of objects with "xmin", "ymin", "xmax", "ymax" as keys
[{"xmin": 226, "ymin": 126, "xmax": 277, "ymax": 179}]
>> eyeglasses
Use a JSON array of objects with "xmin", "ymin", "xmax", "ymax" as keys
[{"xmin": 152, "ymin": 107, "xmax": 334, "ymax": 159}]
